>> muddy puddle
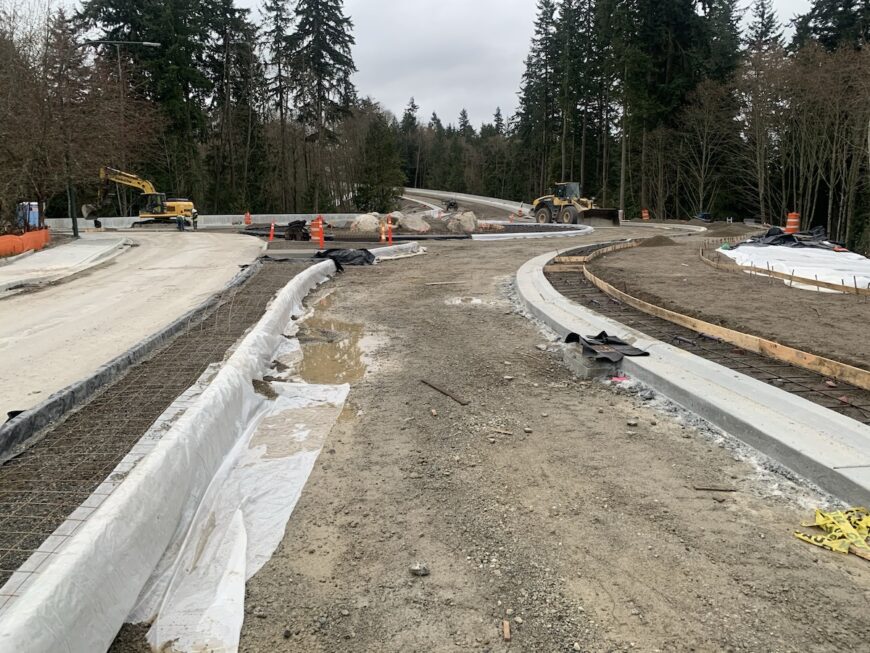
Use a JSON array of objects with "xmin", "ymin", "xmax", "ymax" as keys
[{"xmin": 297, "ymin": 294, "xmax": 367, "ymax": 384}]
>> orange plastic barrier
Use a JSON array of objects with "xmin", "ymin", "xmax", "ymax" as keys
[{"xmin": 0, "ymin": 229, "xmax": 51, "ymax": 258}]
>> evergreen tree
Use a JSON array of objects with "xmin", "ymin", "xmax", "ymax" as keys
[
  {"xmin": 401, "ymin": 97, "xmax": 419, "ymax": 131},
  {"xmin": 288, "ymin": 0, "xmax": 356, "ymax": 211},
  {"xmin": 515, "ymin": 0, "xmax": 559, "ymax": 195},
  {"xmin": 205, "ymin": 1, "xmax": 266, "ymax": 212},
  {"xmin": 263, "ymin": 0, "xmax": 296, "ymax": 211},
  {"xmin": 76, "ymin": 0, "xmax": 219, "ymax": 200},
  {"xmin": 745, "ymin": 0, "xmax": 784, "ymax": 51},
  {"xmin": 701, "ymin": 0, "xmax": 741, "ymax": 80},
  {"xmin": 400, "ymin": 97, "xmax": 420, "ymax": 186},
  {"xmin": 493, "ymin": 107, "xmax": 505, "ymax": 135},
  {"xmin": 793, "ymin": 0, "xmax": 869, "ymax": 50},
  {"xmin": 458, "ymin": 108, "xmax": 475, "ymax": 139},
  {"xmin": 355, "ymin": 113, "xmax": 405, "ymax": 213}
]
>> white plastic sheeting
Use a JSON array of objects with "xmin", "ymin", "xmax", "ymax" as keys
[
  {"xmin": 0, "ymin": 260, "xmax": 337, "ymax": 653},
  {"xmin": 134, "ymin": 382, "xmax": 349, "ymax": 652},
  {"xmin": 472, "ymin": 226, "xmax": 594, "ymax": 241},
  {"xmin": 372, "ymin": 241, "xmax": 426, "ymax": 261},
  {"xmin": 720, "ymin": 244, "xmax": 870, "ymax": 292}
]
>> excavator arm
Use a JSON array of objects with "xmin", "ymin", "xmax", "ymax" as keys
[
  {"xmin": 97, "ymin": 167, "xmax": 157, "ymax": 200},
  {"xmin": 84, "ymin": 166, "xmax": 195, "ymax": 222},
  {"xmin": 85, "ymin": 167, "xmax": 161, "ymax": 219}
]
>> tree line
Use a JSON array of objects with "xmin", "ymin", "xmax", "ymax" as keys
[
  {"xmin": 1, "ymin": 0, "xmax": 868, "ymax": 254},
  {"xmin": 0, "ymin": 0, "xmax": 404, "ymax": 227},
  {"xmin": 397, "ymin": 0, "xmax": 870, "ymax": 252}
]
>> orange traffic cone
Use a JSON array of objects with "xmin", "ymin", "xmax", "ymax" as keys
[
  {"xmin": 387, "ymin": 214, "xmax": 393, "ymax": 245},
  {"xmin": 244, "ymin": 211, "xmax": 252, "ymax": 225},
  {"xmin": 310, "ymin": 216, "xmax": 325, "ymax": 248},
  {"xmin": 785, "ymin": 212, "xmax": 800, "ymax": 234},
  {"xmin": 379, "ymin": 221, "xmax": 386, "ymax": 243},
  {"xmin": 268, "ymin": 220, "xmax": 275, "ymax": 242}
]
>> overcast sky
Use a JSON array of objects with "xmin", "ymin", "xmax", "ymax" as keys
[{"xmin": 339, "ymin": 0, "xmax": 812, "ymax": 127}]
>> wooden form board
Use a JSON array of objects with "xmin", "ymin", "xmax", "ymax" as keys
[
  {"xmin": 545, "ymin": 231, "xmax": 870, "ymax": 389},
  {"xmin": 582, "ymin": 266, "xmax": 870, "ymax": 391},
  {"xmin": 553, "ymin": 239, "xmax": 640, "ymax": 265}
]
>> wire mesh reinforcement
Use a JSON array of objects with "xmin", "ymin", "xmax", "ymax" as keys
[
  {"xmin": 0, "ymin": 262, "xmax": 310, "ymax": 587},
  {"xmin": 545, "ymin": 248, "xmax": 870, "ymax": 426}
]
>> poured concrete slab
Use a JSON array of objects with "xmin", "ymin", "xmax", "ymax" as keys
[
  {"xmin": 0, "ymin": 232, "xmax": 264, "ymax": 418},
  {"xmin": 0, "ymin": 235, "xmax": 130, "ymax": 295}
]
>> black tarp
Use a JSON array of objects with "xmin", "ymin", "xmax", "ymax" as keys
[
  {"xmin": 312, "ymin": 248, "xmax": 376, "ymax": 272},
  {"xmin": 564, "ymin": 331, "xmax": 650, "ymax": 363},
  {"xmin": 733, "ymin": 226, "xmax": 844, "ymax": 251}
]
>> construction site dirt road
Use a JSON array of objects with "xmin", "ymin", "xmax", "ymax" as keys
[{"xmin": 113, "ymin": 229, "xmax": 870, "ymax": 652}]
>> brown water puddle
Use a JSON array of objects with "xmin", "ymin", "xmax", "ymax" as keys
[{"xmin": 296, "ymin": 302, "xmax": 367, "ymax": 384}]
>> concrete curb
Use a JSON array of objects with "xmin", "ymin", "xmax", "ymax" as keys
[
  {"xmin": 472, "ymin": 226, "xmax": 594, "ymax": 241},
  {"xmin": 0, "ymin": 260, "xmax": 263, "ymax": 463},
  {"xmin": 404, "ymin": 188, "xmax": 530, "ymax": 215},
  {"xmin": 400, "ymin": 195, "xmax": 441, "ymax": 211},
  {"xmin": 516, "ymin": 249, "xmax": 870, "ymax": 505},
  {"xmin": 620, "ymin": 221, "xmax": 708, "ymax": 233},
  {"xmin": 0, "ymin": 249, "xmax": 36, "ymax": 267},
  {"xmin": 0, "ymin": 238, "xmax": 131, "ymax": 295}
]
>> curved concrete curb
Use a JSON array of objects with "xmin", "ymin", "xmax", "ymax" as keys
[
  {"xmin": 0, "ymin": 237, "xmax": 131, "ymax": 296},
  {"xmin": 405, "ymin": 188, "xmax": 531, "ymax": 216},
  {"xmin": 620, "ymin": 221, "xmax": 708, "ymax": 233},
  {"xmin": 517, "ymin": 249, "xmax": 870, "ymax": 505},
  {"xmin": 401, "ymin": 195, "xmax": 441, "ymax": 211},
  {"xmin": 473, "ymin": 225, "xmax": 594, "ymax": 241}
]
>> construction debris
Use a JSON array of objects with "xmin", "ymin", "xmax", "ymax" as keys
[
  {"xmin": 409, "ymin": 562, "xmax": 430, "ymax": 577},
  {"xmin": 794, "ymin": 508, "xmax": 870, "ymax": 561},
  {"xmin": 420, "ymin": 379, "xmax": 470, "ymax": 406}
]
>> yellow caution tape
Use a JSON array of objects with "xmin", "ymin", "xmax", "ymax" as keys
[{"xmin": 794, "ymin": 507, "xmax": 870, "ymax": 560}]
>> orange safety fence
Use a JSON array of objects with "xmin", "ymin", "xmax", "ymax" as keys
[{"xmin": 0, "ymin": 228, "xmax": 51, "ymax": 258}]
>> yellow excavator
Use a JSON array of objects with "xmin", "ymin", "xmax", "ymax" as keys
[
  {"xmin": 82, "ymin": 167, "xmax": 197, "ymax": 224},
  {"xmin": 531, "ymin": 182, "xmax": 620, "ymax": 227}
]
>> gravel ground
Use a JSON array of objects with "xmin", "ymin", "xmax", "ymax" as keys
[
  {"xmin": 200, "ymin": 233, "xmax": 870, "ymax": 652},
  {"xmin": 589, "ymin": 234, "xmax": 870, "ymax": 372}
]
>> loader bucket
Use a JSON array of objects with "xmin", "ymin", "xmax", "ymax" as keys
[{"xmin": 579, "ymin": 208, "xmax": 620, "ymax": 227}]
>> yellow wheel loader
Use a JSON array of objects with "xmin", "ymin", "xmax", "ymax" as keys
[
  {"xmin": 531, "ymin": 182, "xmax": 620, "ymax": 227},
  {"xmin": 82, "ymin": 167, "xmax": 198, "ymax": 225}
]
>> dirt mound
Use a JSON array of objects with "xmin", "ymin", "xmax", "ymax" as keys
[
  {"xmin": 638, "ymin": 235, "xmax": 678, "ymax": 248},
  {"xmin": 707, "ymin": 224, "xmax": 760, "ymax": 237}
]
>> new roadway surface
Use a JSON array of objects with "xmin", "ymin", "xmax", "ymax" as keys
[{"xmin": 0, "ymin": 232, "xmax": 263, "ymax": 418}]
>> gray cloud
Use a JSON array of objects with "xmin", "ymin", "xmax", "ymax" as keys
[
  {"xmin": 245, "ymin": 0, "xmax": 814, "ymax": 128},
  {"xmin": 345, "ymin": 0, "xmax": 536, "ymax": 127}
]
